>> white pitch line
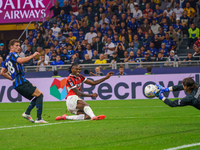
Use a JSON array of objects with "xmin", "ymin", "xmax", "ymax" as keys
[
  {"xmin": 0, "ymin": 120, "xmax": 88, "ymax": 131},
  {"xmin": 0, "ymin": 108, "xmax": 63, "ymax": 112},
  {"xmin": 0, "ymin": 106, "xmax": 166, "ymax": 112},
  {"xmin": 0, "ymin": 114, "xmax": 199, "ymax": 131},
  {"xmin": 164, "ymin": 142, "xmax": 200, "ymax": 150}
]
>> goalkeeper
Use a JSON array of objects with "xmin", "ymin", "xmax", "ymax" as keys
[{"xmin": 155, "ymin": 77, "xmax": 200, "ymax": 110}]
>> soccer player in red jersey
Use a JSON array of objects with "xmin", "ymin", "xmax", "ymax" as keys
[{"xmin": 55, "ymin": 63, "xmax": 114, "ymax": 120}]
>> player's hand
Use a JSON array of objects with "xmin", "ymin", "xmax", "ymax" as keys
[
  {"xmin": 155, "ymin": 84, "xmax": 169, "ymax": 93},
  {"xmin": 91, "ymin": 93, "xmax": 98, "ymax": 97},
  {"xmin": 33, "ymin": 52, "xmax": 40, "ymax": 57},
  {"xmin": 154, "ymin": 90, "xmax": 161, "ymax": 97},
  {"xmin": 158, "ymin": 92, "xmax": 165, "ymax": 100},
  {"xmin": 154, "ymin": 91, "xmax": 165, "ymax": 100},
  {"xmin": 105, "ymin": 72, "xmax": 114, "ymax": 79},
  {"xmin": 156, "ymin": 84, "xmax": 169, "ymax": 92},
  {"xmin": 155, "ymin": 84, "xmax": 164, "ymax": 91}
]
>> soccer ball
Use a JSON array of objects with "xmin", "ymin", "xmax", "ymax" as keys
[{"xmin": 144, "ymin": 84, "xmax": 157, "ymax": 98}]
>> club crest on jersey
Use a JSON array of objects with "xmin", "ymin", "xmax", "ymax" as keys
[{"xmin": 70, "ymin": 82, "xmax": 74, "ymax": 86}]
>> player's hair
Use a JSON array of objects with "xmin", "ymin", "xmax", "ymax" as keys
[
  {"xmin": 68, "ymin": 63, "xmax": 79, "ymax": 74},
  {"xmin": 146, "ymin": 66, "xmax": 152, "ymax": 73},
  {"xmin": 9, "ymin": 39, "xmax": 20, "ymax": 47},
  {"xmin": 182, "ymin": 77, "xmax": 198, "ymax": 92}
]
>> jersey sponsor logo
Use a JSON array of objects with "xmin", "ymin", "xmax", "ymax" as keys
[
  {"xmin": 14, "ymin": 53, "xmax": 18, "ymax": 57},
  {"xmin": 0, "ymin": 0, "xmax": 53, "ymax": 23}
]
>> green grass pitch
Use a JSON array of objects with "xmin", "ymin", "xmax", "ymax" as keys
[{"xmin": 0, "ymin": 99, "xmax": 200, "ymax": 150}]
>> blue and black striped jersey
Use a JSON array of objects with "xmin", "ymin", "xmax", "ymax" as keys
[{"xmin": 2, "ymin": 52, "xmax": 27, "ymax": 88}]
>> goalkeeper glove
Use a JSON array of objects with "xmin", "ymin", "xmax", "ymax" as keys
[
  {"xmin": 154, "ymin": 90, "xmax": 165, "ymax": 100},
  {"xmin": 155, "ymin": 84, "xmax": 170, "ymax": 92}
]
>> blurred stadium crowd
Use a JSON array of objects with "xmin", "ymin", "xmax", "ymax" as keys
[{"xmin": 0, "ymin": 0, "xmax": 200, "ymax": 71}]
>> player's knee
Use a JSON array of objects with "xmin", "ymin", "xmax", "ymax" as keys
[
  {"xmin": 40, "ymin": 93, "xmax": 44, "ymax": 97},
  {"xmin": 80, "ymin": 102, "xmax": 90, "ymax": 107},
  {"xmin": 37, "ymin": 93, "xmax": 43, "ymax": 98},
  {"xmin": 33, "ymin": 88, "xmax": 43, "ymax": 97},
  {"xmin": 37, "ymin": 90, "xmax": 43, "ymax": 96},
  {"xmin": 85, "ymin": 104, "xmax": 90, "ymax": 107}
]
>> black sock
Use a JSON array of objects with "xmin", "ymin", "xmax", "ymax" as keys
[
  {"xmin": 36, "ymin": 94, "xmax": 43, "ymax": 120},
  {"xmin": 25, "ymin": 98, "xmax": 36, "ymax": 115}
]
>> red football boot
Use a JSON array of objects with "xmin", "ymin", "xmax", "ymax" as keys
[{"xmin": 91, "ymin": 115, "xmax": 106, "ymax": 120}]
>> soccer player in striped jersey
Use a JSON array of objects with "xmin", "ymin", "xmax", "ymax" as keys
[
  {"xmin": 55, "ymin": 63, "xmax": 114, "ymax": 121},
  {"xmin": 0, "ymin": 39, "xmax": 48, "ymax": 123}
]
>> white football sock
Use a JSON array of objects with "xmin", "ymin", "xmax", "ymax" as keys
[
  {"xmin": 83, "ymin": 106, "xmax": 95, "ymax": 118},
  {"xmin": 65, "ymin": 114, "xmax": 85, "ymax": 120}
]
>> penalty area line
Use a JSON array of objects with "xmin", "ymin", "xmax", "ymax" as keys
[
  {"xmin": 164, "ymin": 142, "xmax": 200, "ymax": 150},
  {"xmin": 0, "ymin": 120, "xmax": 88, "ymax": 131}
]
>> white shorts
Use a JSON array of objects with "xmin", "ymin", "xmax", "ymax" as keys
[{"xmin": 66, "ymin": 95, "xmax": 82, "ymax": 115}]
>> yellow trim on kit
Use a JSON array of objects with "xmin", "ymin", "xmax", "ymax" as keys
[
  {"xmin": 0, "ymin": 23, "xmax": 41, "ymax": 31},
  {"xmin": 16, "ymin": 63, "xmax": 19, "ymax": 72}
]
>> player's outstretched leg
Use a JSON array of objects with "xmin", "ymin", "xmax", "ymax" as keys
[
  {"xmin": 25, "ymin": 98, "xmax": 36, "ymax": 114},
  {"xmin": 22, "ymin": 98, "xmax": 36, "ymax": 123},
  {"xmin": 63, "ymin": 98, "xmax": 106, "ymax": 121},
  {"xmin": 91, "ymin": 115, "xmax": 106, "ymax": 120},
  {"xmin": 34, "ymin": 93, "xmax": 48, "ymax": 123},
  {"xmin": 22, "ymin": 112, "xmax": 35, "ymax": 123},
  {"xmin": 55, "ymin": 107, "xmax": 106, "ymax": 121},
  {"xmin": 55, "ymin": 114, "xmax": 86, "ymax": 120},
  {"xmin": 78, "ymin": 100, "xmax": 106, "ymax": 120},
  {"xmin": 83, "ymin": 106, "xmax": 96, "ymax": 119},
  {"xmin": 82, "ymin": 106, "xmax": 106, "ymax": 120}
]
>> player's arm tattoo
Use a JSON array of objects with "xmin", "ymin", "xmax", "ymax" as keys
[{"xmin": 72, "ymin": 87, "xmax": 92, "ymax": 97}]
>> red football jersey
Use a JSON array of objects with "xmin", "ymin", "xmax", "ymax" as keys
[
  {"xmin": 143, "ymin": 9, "xmax": 153, "ymax": 18},
  {"xmin": 194, "ymin": 40, "xmax": 200, "ymax": 49},
  {"xmin": 66, "ymin": 74, "xmax": 87, "ymax": 98},
  {"xmin": 70, "ymin": 1, "xmax": 78, "ymax": 12}
]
